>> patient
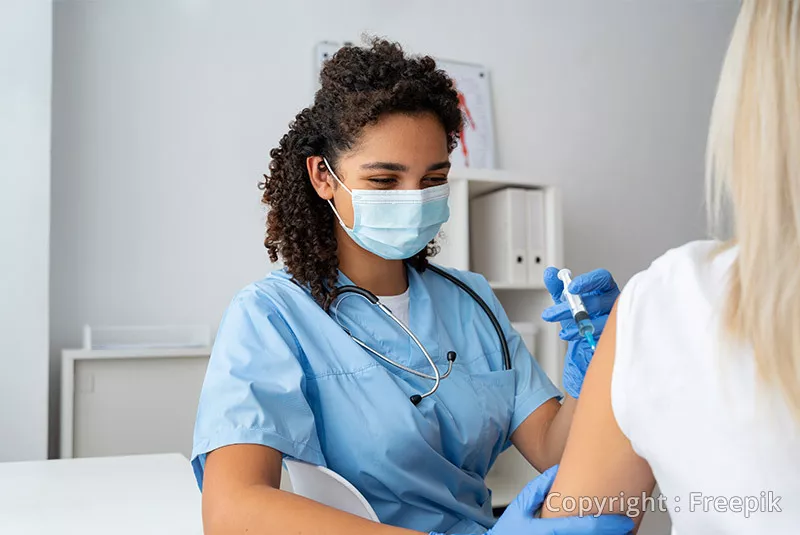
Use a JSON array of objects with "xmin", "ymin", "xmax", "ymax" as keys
[{"xmin": 542, "ymin": 0, "xmax": 800, "ymax": 533}]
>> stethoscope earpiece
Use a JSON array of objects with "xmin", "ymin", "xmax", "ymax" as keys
[{"xmin": 410, "ymin": 394, "xmax": 422, "ymax": 406}]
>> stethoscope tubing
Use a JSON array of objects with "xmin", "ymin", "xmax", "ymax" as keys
[
  {"xmin": 330, "ymin": 264, "xmax": 511, "ymax": 405},
  {"xmin": 425, "ymin": 264, "xmax": 512, "ymax": 371},
  {"xmin": 332, "ymin": 292, "xmax": 445, "ymax": 400}
]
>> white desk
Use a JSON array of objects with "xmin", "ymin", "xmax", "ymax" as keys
[{"xmin": 0, "ymin": 453, "xmax": 202, "ymax": 534}]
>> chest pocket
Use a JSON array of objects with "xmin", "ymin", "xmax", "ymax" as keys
[
  {"xmin": 422, "ymin": 367, "xmax": 515, "ymax": 477},
  {"xmin": 468, "ymin": 369, "xmax": 516, "ymax": 450}
]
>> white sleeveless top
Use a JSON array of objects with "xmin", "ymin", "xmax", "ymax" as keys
[{"xmin": 612, "ymin": 240, "xmax": 800, "ymax": 534}]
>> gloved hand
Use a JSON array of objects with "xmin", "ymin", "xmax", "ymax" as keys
[
  {"xmin": 431, "ymin": 465, "xmax": 633, "ymax": 535},
  {"xmin": 542, "ymin": 267, "xmax": 620, "ymax": 398}
]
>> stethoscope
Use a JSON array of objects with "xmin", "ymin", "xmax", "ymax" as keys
[{"xmin": 330, "ymin": 263, "xmax": 511, "ymax": 405}]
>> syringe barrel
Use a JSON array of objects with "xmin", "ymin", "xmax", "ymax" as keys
[
  {"xmin": 557, "ymin": 268, "xmax": 589, "ymax": 317},
  {"xmin": 558, "ymin": 268, "xmax": 597, "ymax": 349}
]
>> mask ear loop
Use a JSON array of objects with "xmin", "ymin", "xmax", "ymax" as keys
[{"xmin": 322, "ymin": 156, "xmax": 355, "ymax": 232}]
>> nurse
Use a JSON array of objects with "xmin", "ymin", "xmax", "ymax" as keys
[{"xmin": 193, "ymin": 39, "xmax": 630, "ymax": 535}]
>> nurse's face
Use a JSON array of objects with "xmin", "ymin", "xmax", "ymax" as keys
[{"xmin": 308, "ymin": 111, "xmax": 451, "ymax": 229}]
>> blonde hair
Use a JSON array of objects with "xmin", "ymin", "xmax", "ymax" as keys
[{"xmin": 707, "ymin": 0, "xmax": 800, "ymax": 417}]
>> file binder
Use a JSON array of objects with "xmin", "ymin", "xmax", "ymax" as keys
[
  {"xmin": 526, "ymin": 189, "xmax": 546, "ymax": 285},
  {"xmin": 470, "ymin": 187, "xmax": 545, "ymax": 285}
]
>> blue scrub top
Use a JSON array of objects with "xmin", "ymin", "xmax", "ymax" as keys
[{"xmin": 192, "ymin": 264, "xmax": 561, "ymax": 534}]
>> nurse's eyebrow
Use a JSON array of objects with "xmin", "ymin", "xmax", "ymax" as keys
[
  {"xmin": 426, "ymin": 161, "xmax": 451, "ymax": 172},
  {"xmin": 360, "ymin": 161, "xmax": 409, "ymax": 172},
  {"xmin": 359, "ymin": 161, "xmax": 452, "ymax": 172}
]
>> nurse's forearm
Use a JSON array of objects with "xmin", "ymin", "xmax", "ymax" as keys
[
  {"xmin": 542, "ymin": 395, "xmax": 577, "ymax": 464},
  {"xmin": 511, "ymin": 396, "xmax": 577, "ymax": 471},
  {"xmin": 204, "ymin": 484, "xmax": 422, "ymax": 535}
]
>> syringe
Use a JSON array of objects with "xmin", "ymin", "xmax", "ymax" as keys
[{"xmin": 557, "ymin": 269, "xmax": 597, "ymax": 350}]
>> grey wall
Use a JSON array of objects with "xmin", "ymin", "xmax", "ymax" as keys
[
  {"xmin": 0, "ymin": 0, "xmax": 52, "ymax": 461},
  {"xmin": 50, "ymin": 0, "xmax": 738, "ymax": 529}
]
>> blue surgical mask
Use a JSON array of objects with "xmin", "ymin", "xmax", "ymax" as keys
[{"xmin": 323, "ymin": 157, "xmax": 450, "ymax": 260}]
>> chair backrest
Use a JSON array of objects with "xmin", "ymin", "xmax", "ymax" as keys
[{"xmin": 283, "ymin": 458, "xmax": 380, "ymax": 522}]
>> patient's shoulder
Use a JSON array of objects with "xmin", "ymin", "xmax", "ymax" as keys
[
  {"xmin": 623, "ymin": 239, "xmax": 734, "ymax": 308},
  {"xmin": 643, "ymin": 239, "xmax": 723, "ymax": 279}
]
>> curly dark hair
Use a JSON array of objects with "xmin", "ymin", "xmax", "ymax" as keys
[{"xmin": 260, "ymin": 38, "xmax": 463, "ymax": 309}]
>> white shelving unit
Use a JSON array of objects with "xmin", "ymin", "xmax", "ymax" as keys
[{"xmin": 438, "ymin": 168, "xmax": 565, "ymax": 508}]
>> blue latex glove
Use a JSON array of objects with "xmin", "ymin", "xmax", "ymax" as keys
[
  {"xmin": 542, "ymin": 267, "xmax": 620, "ymax": 398},
  {"xmin": 431, "ymin": 465, "xmax": 633, "ymax": 535}
]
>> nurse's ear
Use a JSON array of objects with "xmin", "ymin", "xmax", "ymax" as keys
[{"xmin": 307, "ymin": 156, "xmax": 335, "ymax": 200}]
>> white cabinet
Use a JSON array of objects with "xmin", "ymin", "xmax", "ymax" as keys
[
  {"xmin": 61, "ymin": 348, "xmax": 299, "ymax": 492},
  {"xmin": 61, "ymin": 348, "xmax": 210, "ymax": 460}
]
